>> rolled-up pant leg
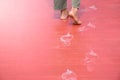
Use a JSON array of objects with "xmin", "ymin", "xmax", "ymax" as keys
[
  {"xmin": 72, "ymin": 0, "xmax": 80, "ymax": 8},
  {"xmin": 54, "ymin": 0, "xmax": 67, "ymax": 10}
]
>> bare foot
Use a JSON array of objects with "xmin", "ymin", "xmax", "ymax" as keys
[
  {"xmin": 60, "ymin": 9, "xmax": 68, "ymax": 20},
  {"xmin": 73, "ymin": 20, "xmax": 82, "ymax": 25},
  {"xmin": 69, "ymin": 8, "xmax": 82, "ymax": 25}
]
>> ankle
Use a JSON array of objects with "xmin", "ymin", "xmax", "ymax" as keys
[
  {"xmin": 71, "ymin": 7, "xmax": 78, "ymax": 13},
  {"xmin": 61, "ymin": 9, "xmax": 67, "ymax": 13}
]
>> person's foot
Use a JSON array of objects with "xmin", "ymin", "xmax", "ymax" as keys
[
  {"xmin": 69, "ymin": 8, "xmax": 82, "ymax": 25},
  {"xmin": 60, "ymin": 9, "xmax": 68, "ymax": 20}
]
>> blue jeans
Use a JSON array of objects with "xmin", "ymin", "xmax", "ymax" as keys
[{"xmin": 54, "ymin": 0, "xmax": 80, "ymax": 10}]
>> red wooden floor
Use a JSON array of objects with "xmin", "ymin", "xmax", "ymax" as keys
[{"xmin": 0, "ymin": 0, "xmax": 120, "ymax": 80}]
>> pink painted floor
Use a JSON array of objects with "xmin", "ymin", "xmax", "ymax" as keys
[{"xmin": 0, "ymin": 0, "xmax": 120, "ymax": 80}]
